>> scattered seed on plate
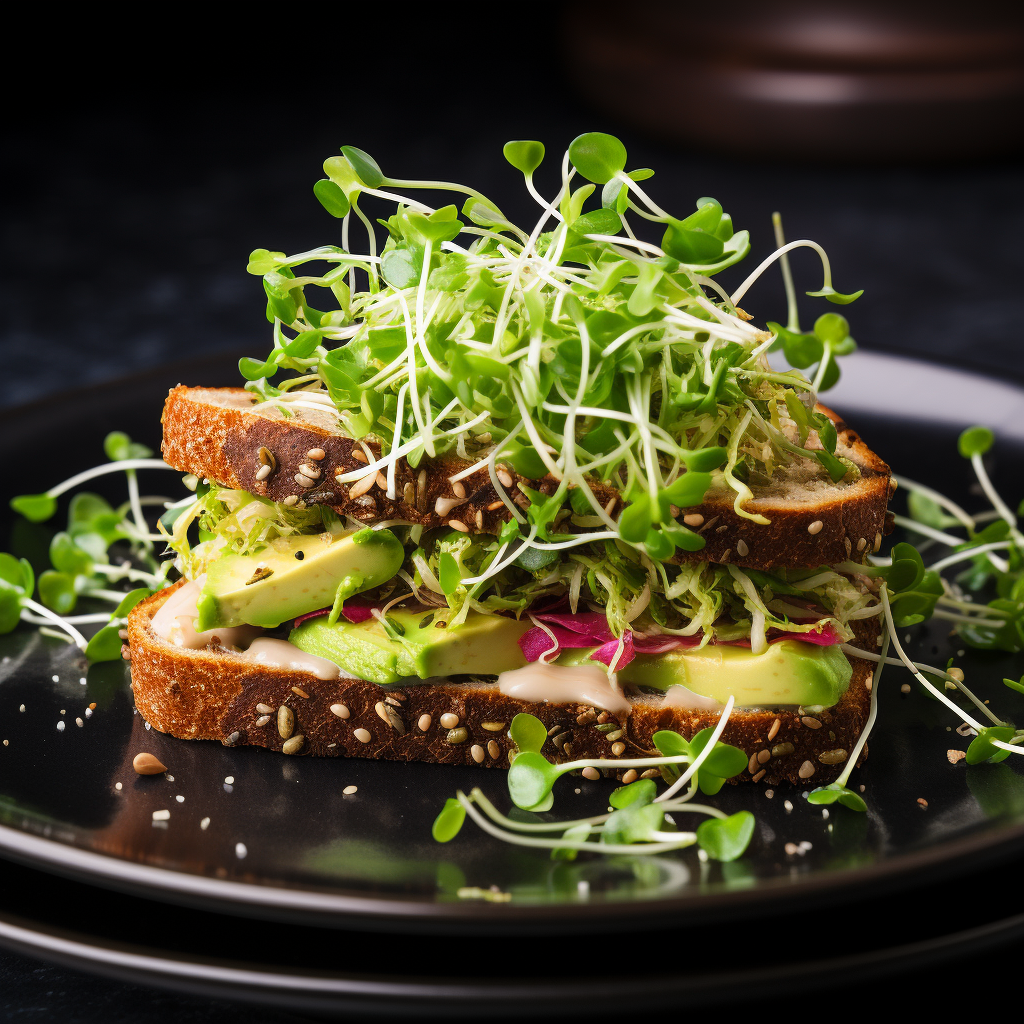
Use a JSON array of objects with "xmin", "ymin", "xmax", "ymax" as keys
[
  {"xmin": 75, "ymin": 718, "xmax": 83, "ymax": 727},
  {"xmin": 56, "ymin": 722, "xmax": 65, "ymax": 732},
  {"xmin": 19, "ymin": 705, "xmax": 24, "ymax": 712},
  {"xmin": 235, "ymin": 842, "xmax": 247, "ymax": 859},
  {"xmin": 200, "ymin": 817, "xmax": 210, "ymax": 830},
  {"xmin": 225, "ymin": 776, "xmax": 234, "ymax": 785},
  {"xmin": 152, "ymin": 809, "xmax": 170, "ymax": 821},
  {"xmin": 175, "ymin": 795, "xmax": 185, "ymax": 803},
  {"xmin": 133, "ymin": 753, "xmax": 166, "ymax": 775},
  {"xmin": 52, "ymin": 675, "xmax": 58, "ymax": 683},
  {"xmin": 783, "ymin": 800, "xmax": 793, "ymax": 812},
  {"xmin": 115, "ymin": 782, "xmax": 121, "ymax": 791},
  {"xmin": 85, "ymin": 708, "xmax": 93, "ymax": 718},
  {"xmin": 165, "ymin": 774, "xmax": 174, "ymax": 781},
  {"xmin": 343, "ymin": 785, "xmax": 358, "ymax": 795}
]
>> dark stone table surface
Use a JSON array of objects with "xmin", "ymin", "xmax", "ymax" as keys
[{"xmin": 1, "ymin": 22, "xmax": 1022, "ymax": 1022}]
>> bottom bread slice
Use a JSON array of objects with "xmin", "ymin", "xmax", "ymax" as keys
[{"xmin": 126, "ymin": 584, "xmax": 874, "ymax": 787}]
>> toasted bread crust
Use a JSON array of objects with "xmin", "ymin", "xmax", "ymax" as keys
[
  {"xmin": 126, "ymin": 582, "xmax": 874, "ymax": 787},
  {"xmin": 161, "ymin": 386, "xmax": 891, "ymax": 572}
]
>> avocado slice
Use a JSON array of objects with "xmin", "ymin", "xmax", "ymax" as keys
[
  {"xmin": 289, "ymin": 608, "xmax": 532, "ymax": 685},
  {"xmin": 196, "ymin": 527, "xmax": 403, "ymax": 630},
  {"xmin": 556, "ymin": 640, "xmax": 852, "ymax": 708}
]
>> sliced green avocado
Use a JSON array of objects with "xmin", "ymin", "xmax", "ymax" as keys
[
  {"xmin": 289, "ymin": 608, "xmax": 532, "ymax": 685},
  {"xmin": 556, "ymin": 640, "xmax": 852, "ymax": 708},
  {"xmin": 196, "ymin": 527, "xmax": 403, "ymax": 631}
]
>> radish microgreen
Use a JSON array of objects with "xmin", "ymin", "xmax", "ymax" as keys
[{"xmin": 239, "ymin": 132, "xmax": 865, "ymax": 593}]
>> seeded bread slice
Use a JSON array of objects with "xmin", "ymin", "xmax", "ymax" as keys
[
  {"xmin": 160, "ymin": 385, "xmax": 892, "ymax": 571},
  {"xmin": 126, "ymin": 582, "xmax": 875, "ymax": 788}
]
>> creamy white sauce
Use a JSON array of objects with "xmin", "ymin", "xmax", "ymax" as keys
[
  {"xmin": 151, "ymin": 579, "xmax": 262, "ymax": 651},
  {"xmin": 661, "ymin": 683, "xmax": 725, "ymax": 712},
  {"xmin": 498, "ymin": 662, "xmax": 632, "ymax": 717},
  {"xmin": 239, "ymin": 638, "xmax": 341, "ymax": 680}
]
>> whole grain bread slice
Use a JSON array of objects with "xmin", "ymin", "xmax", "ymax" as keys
[
  {"xmin": 126, "ymin": 582, "xmax": 875, "ymax": 787},
  {"xmin": 160, "ymin": 385, "xmax": 892, "ymax": 571}
]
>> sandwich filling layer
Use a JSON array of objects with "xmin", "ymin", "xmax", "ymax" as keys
[{"xmin": 158, "ymin": 482, "xmax": 878, "ymax": 711}]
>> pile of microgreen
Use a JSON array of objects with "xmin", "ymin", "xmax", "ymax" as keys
[
  {"xmin": 2, "ymin": 432, "xmax": 179, "ymax": 657},
  {"xmin": 433, "ymin": 705, "xmax": 756, "ymax": 862},
  {"xmin": 432, "ymin": 422, "xmax": 1024, "ymax": 852},
  {"xmin": 240, "ymin": 132, "xmax": 864, "ymax": 586}
]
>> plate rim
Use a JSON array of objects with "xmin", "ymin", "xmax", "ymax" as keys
[{"xmin": 3, "ymin": 884, "xmax": 1024, "ymax": 1014}]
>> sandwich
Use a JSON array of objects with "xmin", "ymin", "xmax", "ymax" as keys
[{"xmin": 125, "ymin": 134, "xmax": 892, "ymax": 787}]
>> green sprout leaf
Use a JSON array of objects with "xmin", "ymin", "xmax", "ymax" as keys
[
  {"xmin": 340, "ymin": 146, "xmax": 383, "ymax": 189},
  {"xmin": 806, "ymin": 285, "xmax": 864, "ymax": 305},
  {"xmin": 807, "ymin": 783, "xmax": 867, "ymax": 812},
  {"xmin": 507, "ymin": 750, "xmax": 559, "ymax": 810},
  {"xmin": 503, "ymin": 140, "xmax": 545, "ymax": 176},
  {"xmin": 50, "ymin": 532, "xmax": 94, "ymax": 576},
  {"xmin": 608, "ymin": 777, "xmax": 657, "ymax": 809},
  {"xmin": 84, "ymin": 624, "xmax": 125, "ymax": 662},
  {"xmin": 571, "ymin": 208, "xmax": 622, "ymax": 237},
  {"xmin": 966, "ymin": 726, "xmax": 1016, "ymax": 765},
  {"xmin": 551, "ymin": 822, "xmax": 591, "ymax": 860},
  {"xmin": 38, "ymin": 570, "xmax": 76, "ymax": 615},
  {"xmin": 696, "ymin": 811, "xmax": 755, "ymax": 861},
  {"xmin": 0, "ymin": 553, "xmax": 34, "ymax": 595},
  {"xmin": 662, "ymin": 472, "xmax": 713, "ymax": 509},
  {"xmin": 0, "ymin": 588, "xmax": 20, "ymax": 634},
  {"xmin": 438, "ymin": 552, "xmax": 461, "ymax": 596},
  {"xmin": 104, "ymin": 431, "xmax": 152, "ymax": 461},
  {"xmin": 509, "ymin": 712, "xmax": 548, "ymax": 754},
  {"xmin": 112, "ymin": 588, "xmax": 152, "ymax": 618},
  {"xmin": 1004, "ymin": 675, "xmax": 1024, "ymax": 696},
  {"xmin": 618, "ymin": 494, "xmax": 654, "ymax": 543},
  {"xmin": 432, "ymin": 798, "xmax": 467, "ymax": 842},
  {"xmin": 601, "ymin": 802, "xmax": 664, "ymax": 845},
  {"xmin": 246, "ymin": 248, "xmax": 285, "ymax": 275},
  {"xmin": 958, "ymin": 425, "xmax": 994, "ymax": 459},
  {"xmin": 10, "ymin": 493, "xmax": 57, "ymax": 522},
  {"xmin": 313, "ymin": 179, "xmax": 351, "ymax": 218},
  {"xmin": 568, "ymin": 132, "xmax": 627, "ymax": 185}
]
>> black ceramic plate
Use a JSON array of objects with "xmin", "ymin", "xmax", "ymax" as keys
[{"xmin": 1, "ymin": 351, "xmax": 1024, "ymax": 940}]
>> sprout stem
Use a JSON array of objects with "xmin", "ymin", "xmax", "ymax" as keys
[
  {"xmin": 21, "ymin": 599, "xmax": 87, "ymax": 649},
  {"xmin": 880, "ymin": 587, "xmax": 985, "ymax": 731},
  {"xmin": 893, "ymin": 475, "xmax": 975, "ymax": 530},
  {"xmin": 836, "ymin": 631, "xmax": 890, "ymax": 787},
  {"xmin": 772, "ymin": 212, "xmax": 801, "ymax": 334},
  {"xmin": 46, "ymin": 460, "xmax": 173, "ymax": 499}
]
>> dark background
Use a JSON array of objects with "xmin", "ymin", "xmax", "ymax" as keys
[
  {"xmin": 4, "ymin": 8, "xmax": 1024, "ymax": 409},
  {"xmin": 2, "ymin": 4, "xmax": 1023, "ymax": 1019}
]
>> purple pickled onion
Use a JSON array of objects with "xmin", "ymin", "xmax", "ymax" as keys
[
  {"xmin": 518, "ymin": 624, "xmax": 598, "ymax": 661},
  {"xmin": 339, "ymin": 604, "xmax": 378, "ymax": 624},
  {"xmin": 532, "ymin": 611, "xmax": 615, "ymax": 640},
  {"xmin": 632, "ymin": 634, "xmax": 703, "ymax": 654},
  {"xmin": 517, "ymin": 612, "xmax": 842, "ymax": 663},
  {"xmin": 590, "ymin": 633, "xmax": 636, "ymax": 668},
  {"xmin": 294, "ymin": 603, "xmax": 379, "ymax": 627},
  {"xmin": 293, "ymin": 607, "xmax": 331, "ymax": 628}
]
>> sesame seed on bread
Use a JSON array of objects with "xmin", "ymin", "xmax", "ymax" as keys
[
  {"xmin": 160, "ymin": 385, "xmax": 891, "ymax": 572},
  {"xmin": 126, "ymin": 582, "xmax": 875, "ymax": 788}
]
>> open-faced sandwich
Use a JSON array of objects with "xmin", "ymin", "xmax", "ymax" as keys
[{"xmin": 116, "ymin": 133, "xmax": 896, "ymax": 787}]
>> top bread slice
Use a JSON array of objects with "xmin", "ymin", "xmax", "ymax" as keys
[{"xmin": 161, "ymin": 385, "xmax": 892, "ymax": 571}]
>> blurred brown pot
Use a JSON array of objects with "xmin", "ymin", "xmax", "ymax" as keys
[{"xmin": 564, "ymin": 0, "xmax": 1024, "ymax": 160}]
